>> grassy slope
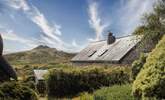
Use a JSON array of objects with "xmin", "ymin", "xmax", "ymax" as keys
[
  {"xmin": 4, "ymin": 45, "xmax": 75, "ymax": 80},
  {"xmin": 4, "ymin": 45, "xmax": 75, "ymax": 66}
]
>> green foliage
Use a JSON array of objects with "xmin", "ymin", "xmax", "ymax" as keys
[
  {"xmin": 79, "ymin": 93, "xmax": 93, "ymax": 100},
  {"xmin": 131, "ymin": 53, "xmax": 148, "ymax": 80},
  {"xmin": 46, "ymin": 66, "xmax": 130, "ymax": 98},
  {"xmin": 133, "ymin": 1, "xmax": 165, "ymax": 50},
  {"xmin": 93, "ymin": 84, "xmax": 134, "ymax": 100},
  {"xmin": 132, "ymin": 35, "xmax": 165, "ymax": 99},
  {"xmin": 133, "ymin": 26, "xmax": 148, "ymax": 35},
  {"xmin": 21, "ymin": 81, "xmax": 36, "ymax": 91},
  {"xmin": 79, "ymin": 84, "xmax": 134, "ymax": 100},
  {"xmin": 0, "ymin": 81, "xmax": 38, "ymax": 100},
  {"xmin": 36, "ymin": 80, "xmax": 47, "ymax": 95}
]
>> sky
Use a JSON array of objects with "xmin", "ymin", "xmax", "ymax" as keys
[{"xmin": 0, "ymin": 0, "xmax": 157, "ymax": 54}]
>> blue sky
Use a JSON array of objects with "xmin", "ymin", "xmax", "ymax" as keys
[{"xmin": 0, "ymin": 0, "xmax": 156, "ymax": 53}]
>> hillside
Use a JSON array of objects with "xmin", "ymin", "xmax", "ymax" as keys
[{"xmin": 4, "ymin": 45, "xmax": 76, "ymax": 65}]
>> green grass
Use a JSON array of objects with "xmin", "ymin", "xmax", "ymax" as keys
[
  {"xmin": 93, "ymin": 84, "xmax": 134, "ymax": 100},
  {"xmin": 78, "ymin": 84, "xmax": 134, "ymax": 100}
]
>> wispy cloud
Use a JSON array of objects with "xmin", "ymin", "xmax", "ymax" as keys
[
  {"xmin": 4, "ymin": 0, "xmax": 82, "ymax": 53},
  {"xmin": 1, "ymin": 29, "xmax": 40, "ymax": 54},
  {"xmin": 116, "ymin": 0, "xmax": 156, "ymax": 35},
  {"xmin": 1, "ymin": 30, "xmax": 38, "ymax": 48},
  {"xmin": 88, "ymin": 1, "xmax": 109, "ymax": 41},
  {"xmin": 7, "ymin": 0, "xmax": 30, "ymax": 11},
  {"xmin": 7, "ymin": 0, "xmax": 62, "ymax": 43},
  {"xmin": 30, "ymin": 6, "xmax": 63, "ymax": 43}
]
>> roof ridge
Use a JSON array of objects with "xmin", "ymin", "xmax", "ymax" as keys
[
  {"xmin": 90, "ymin": 35, "xmax": 140, "ymax": 43},
  {"xmin": 116, "ymin": 35, "xmax": 134, "ymax": 39}
]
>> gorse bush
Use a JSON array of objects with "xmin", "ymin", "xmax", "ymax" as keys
[
  {"xmin": 0, "ymin": 81, "xmax": 38, "ymax": 100},
  {"xmin": 131, "ymin": 53, "xmax": 147, "ymax": 80},
  {"xmin": 132, "ymin": 35, "xmax": 165, "ymax": 99},
  {"xmin": 46, "ymin": 66, "xmax": 130, "ymax": 98},
  {"xmin": 93, "ymin": 84, "xmax": 134, "ymax": 100},
  {"xmin": 79, "ymin": 93, "xmax": 93, "ymax": 100}
]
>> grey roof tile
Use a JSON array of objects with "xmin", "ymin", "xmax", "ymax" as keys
[{"xmin": 72, "ymin": 35, "xmax": 142, "ymax": 63}]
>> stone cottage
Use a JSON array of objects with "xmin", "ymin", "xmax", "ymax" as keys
[{"xmin": 71, "ymin": 32, "xmax": 144, "ymax": 65}]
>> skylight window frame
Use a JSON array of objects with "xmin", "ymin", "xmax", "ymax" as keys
[
  {"xmin": 88, "ymin": 50, "xmax": 97, "ymax": 57},
  {"xmin": 98, "ymin": 49, "xmax": 108, "ymax": 57}
]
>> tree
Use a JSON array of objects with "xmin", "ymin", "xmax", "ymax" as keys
[{"xmin": 132, "ymin": 1, "xmax": 165, "ymax": 53}]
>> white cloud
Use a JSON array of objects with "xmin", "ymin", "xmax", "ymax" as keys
[
  {"xmin": 1, "ymin": 30, "xmax": 38, "ymax": 48},
  {"xmin": 7, "ymin": 0, "xmax": 62, "ymax": 43},
  {"xmin": 5, "ymin": 0, "xmax": 83, "ymax": 53},
  {"xmin": 1, "ymin": 30, "xmax": 40, "ymax": 54},
  {"xmin": 116, "ymin": 0, "xmax": 157, "ymax": 35},
  {"xmin": 7, "ymin": 0, "xmax": 30, "ymax": 11},
  {"xmin": 30, "ymin": 6, "xmax": 62, "ymax": 42},
  {"xmin": 88, "ymin": 1, "xmax": 109, "ymax": 41},
  {"xmin": 72, "ymin": 40, "xmax": 78, "ymax": 47}
]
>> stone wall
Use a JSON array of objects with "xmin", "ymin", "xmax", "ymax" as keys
[{"xmin": 120, "ymin": 39, "xmax": 156, "ymax": 64}]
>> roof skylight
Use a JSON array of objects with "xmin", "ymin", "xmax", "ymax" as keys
[
  {"xmin": 88, "ymin": 50, "xmax": 97, "ymax": 57},
  {"xmin": 98, "ymin": 49, "xmax": 108, "ymax": 57}
]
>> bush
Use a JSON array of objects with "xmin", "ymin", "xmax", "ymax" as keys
[
  {"xmin": 132, "ymin": 35, "xmax": 165, "ymax": 99},
  {"xmin": 46, "ymin": 66, "xmax": 130, "ymax": 98},
  {"xmin": 0, "ymin": 81, "xmax": 38, "ymax": 100},
  {"xmin": 93, "ymin": 84, "xmax": 134, "ymax": 100},
  {"xmin": 79, "ymin": 93, "xmax": 93, "ymax": 100},
  {"xmin": 22, "ymin": 81, "xmax": 36, "ymax": 91},
  {"xmin": 131, "ymin": 53, "xmax": 147, "ymax": 80}
]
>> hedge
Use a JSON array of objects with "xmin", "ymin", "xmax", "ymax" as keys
[
  {"xmin": 132, "ymin": 35, "xmax": 165, "ymax": 99},
  {"xmin": 46, "ymin": 66, "xmax": 130, "ymax": 98},
  {"xmin": 0, "ymin": 82, "xmax": 38, "ymax": 100},
  {"xmin": 131, "ymin": 53, "xmax": 147, "ymax": 80}
]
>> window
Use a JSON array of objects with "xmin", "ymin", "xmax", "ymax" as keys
[
  {"xmin": 98, "ymin": 49, "xmax": 108, "ymax": 57},
  {"xmin": 88, "ymin": 50, "xmax": 97, "ymax": 57}
]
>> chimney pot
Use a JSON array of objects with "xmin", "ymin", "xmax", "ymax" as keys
[{"xmin": 107, "ymin": 32, "xmax": 116, "ymax": 45}]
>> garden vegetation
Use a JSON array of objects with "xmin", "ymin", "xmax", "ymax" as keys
[
  {"xmin": 132, "ymin": 35, "xmax": 165, "ymax": 99},
  {"xmin": 0, "ymin": 81, "xmax": 38, "ymax": 100},
  {"xmin": 46, "ymin": 66, "xmax": 131, "ymax": 98}
]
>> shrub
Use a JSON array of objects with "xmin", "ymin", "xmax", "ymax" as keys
[
  {"xmin": 93, "ymin": 84, "xmax": 134, "ymax": 100},
  {"xmin": 46, "ymin": 66, "xmax": 130, "ymax": 98},
  {"xmin": 0, "ymin": 81, "xmax": 38, "ymax": 100},
  {"xmin": 79, "ymin": 93, "xmax": 93, "ymax": 100},
  {"xmin": 131, "ymin": 53, "xmax": 148, "ymax": 80},
  {"xmin": 22, "ymin": 81, "xmax": 36, "ymax": 91},
  {"xmin": 132, "ymin": 35, "xmax": 165, "ymax": 99}
]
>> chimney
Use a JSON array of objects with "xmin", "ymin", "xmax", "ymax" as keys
[{"xmin": 107, "ymin": 32, "xmax": 116, "ymax": 45}]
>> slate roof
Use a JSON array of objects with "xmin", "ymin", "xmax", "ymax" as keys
[
  {"xmin": 71, "ymin": 35, "xmax": 142, "ymax": 63},
  {"xmin": 33, "ymin": 70, "xmax": 48, "ymax": 80}
]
